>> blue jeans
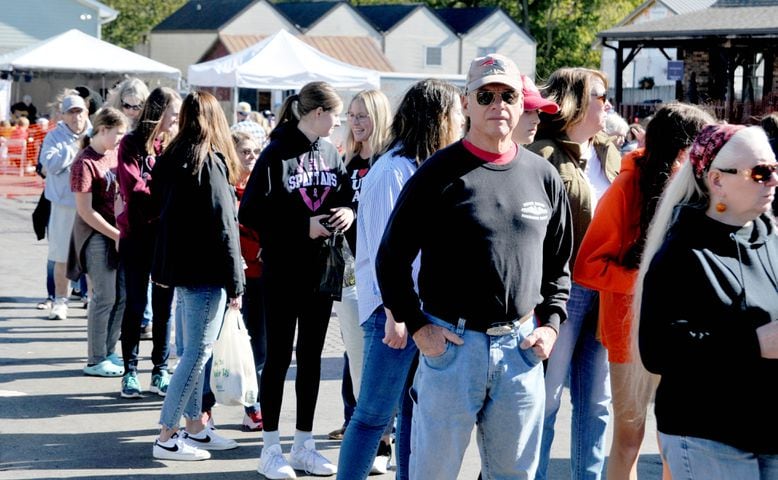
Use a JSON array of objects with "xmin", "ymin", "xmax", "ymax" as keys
[
  {"xmin": 158, "ymin": 286, "xmax": 226, "ymax": 429},
  {"xmin": 172, "ymin": 292, "xmax": 216, "ymax": 414},
  {"xmin": 339, "ymin": 352, "xmax": 356, "ymax": 428},
  {"xmin": 142, "ymin": 281, "xmax": 153, "ymax": 328},
  {"xmin": 537, "ymin": 283, "xmax": 610, "ymax": 480},
  {"xmin": 659, "ymin": 433, "xmax": 778, "ymax": 480},
  {"xmin": 410, "ymin": 314, "xmax": 545, "ymax": 480},
  {"xmin": 337, "ymin": 307, "xmax": 417, "ymax": 480},
  {"xmin": 175, "ymin": 295, "xmax": 184, "ymax": 358}
]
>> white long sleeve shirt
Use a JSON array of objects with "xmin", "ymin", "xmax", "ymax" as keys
[{"xmin": 355, "ymin": 145, "xmax": 420, "ymax": 325}]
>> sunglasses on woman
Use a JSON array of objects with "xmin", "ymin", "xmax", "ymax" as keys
[
  {"xmin": 122, "ymin": 102, "xmax": 143, "ymax": 111},
  {"xmin": 240, "ymin": 148, "xmax": 262, "ymax": 156},
  {"xmin": 717, "ymin": 163, "xmax": 778, "ymax": 184},
  {"xmin": 474, "ymin": 89, "xmax": 521, "ymax": 106}
]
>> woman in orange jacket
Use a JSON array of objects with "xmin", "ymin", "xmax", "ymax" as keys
[{"xmin": 573, "ymin": 103, "xmax": 713, "ymax": 480}]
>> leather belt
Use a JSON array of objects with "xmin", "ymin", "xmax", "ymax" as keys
[{"xmin": 485, "ymin": 311, "xmax": 534, "ymax": 336}]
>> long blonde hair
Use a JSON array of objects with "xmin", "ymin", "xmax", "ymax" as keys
[
  {"xmin": 136, "ymin": 87, "xmax": 180, "ymax": 156},
  {"xmin": 630, "ymin": 126, "xmax": 773, "ymax": 393},
  {"xmin": 163, "ymin": 91, "xmax": 244, "ymax": 185},
  {"xmin": 344, "ymin": 89, "xmax": 392, "ymax": 165}
]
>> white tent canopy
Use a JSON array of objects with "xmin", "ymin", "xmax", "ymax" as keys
[
  {"xmin": 188, "ymin": 29, "xmax": 380, "ymax": 90},
  {"xmin": 0, "ymin": 29, "xmax": 180, "ymax": 80}
]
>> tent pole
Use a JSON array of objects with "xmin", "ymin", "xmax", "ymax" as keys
[{"xmin": 233, "ymin": 86, "xmax": 239, "ymax": 124}]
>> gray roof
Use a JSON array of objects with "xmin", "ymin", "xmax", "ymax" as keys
[
  {"xmin": 354, "ymin": 4, "xmax": 422, "ymax": 32},
  {"xmin": 274, "ymin": 1, "xmax": 340, "ymax": 30},
  {"xmin": 663, "ymin": 0, "xmax": 717, "ymax": 14},
  {"xmin": 599, "ymin": 4, "xmax": 778, "ymax": 39},
  {"xmin": 153, "ymin": 0, "xmax": 255, "ymax": 31},
  {"xmin": 713, "ymin": 0, "xmax": 778, "ymax": 5},
  {"xmin": 435, "ymin": 7, "xmax": 497, "ymax": 34}
]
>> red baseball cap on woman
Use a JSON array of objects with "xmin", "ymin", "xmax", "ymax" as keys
[{"xmin": 521, "ymin": 75, "xmax": 559, "ymax": 114}]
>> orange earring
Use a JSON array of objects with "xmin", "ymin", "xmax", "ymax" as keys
[{"xmin": 715, "ymin": 202, "xmax": 727, "ymax": 213}]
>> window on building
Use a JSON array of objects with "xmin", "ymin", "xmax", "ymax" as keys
[{"xmin": 425, "ymin": 46, "xmax": 442, "ymax": 67}]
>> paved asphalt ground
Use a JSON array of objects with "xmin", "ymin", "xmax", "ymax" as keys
[{"xmin": 0, "ymin": 179, "xmax": 663, "ymax": 479}]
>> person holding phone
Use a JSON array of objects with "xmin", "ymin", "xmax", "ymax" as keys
[{"xmin": 239, "ymin": 81, "xmax": 354, "ymax": 479}]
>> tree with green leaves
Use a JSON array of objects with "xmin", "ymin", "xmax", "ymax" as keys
[
  {"xmin": 524, "ymin": 0, "xmax": 641, "ymax": 79},
  {"xmin": 101, "ymin": 0, "xmax": 187, "ymax": 49}
]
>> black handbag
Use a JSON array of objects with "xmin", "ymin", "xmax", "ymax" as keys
[
  {"xmin": 317, "ymin": 232, "xmax": 346, "ymax": 301},
  {"xmin": 32, "ymin": 191, "xmax": 50, "ymax": 241}
]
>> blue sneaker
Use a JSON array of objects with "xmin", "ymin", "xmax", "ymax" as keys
[
  {"xmin": 121, "ymin": 373, "xmax": 142, "ymax": 399},
  {"xmin": 150, "ymin": 371, "xmax": 170, "ymax": 397},
  {"xmin": 106, "ymin": 352, "xmax": 122, "ymax": 367}
]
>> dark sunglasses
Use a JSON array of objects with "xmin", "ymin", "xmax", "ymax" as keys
[
  {"xmin": 717, "ymin": 163, "xmax": 778, "ymax": 184},
  {"xmin": 474, "ymin": 89, "xmax": 520, "ymax": 106},
  {"xmin": 122, "ymin": 102, "xmax": 143, "ymax": 111}
]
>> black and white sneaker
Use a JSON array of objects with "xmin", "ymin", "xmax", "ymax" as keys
[
  {"xmin": 182, "ymin": 427, "xmax": 238, "ymax": 451},
  {"xmin": 153, "ymin": 433, "xmax": 210, "ymax": 461}
]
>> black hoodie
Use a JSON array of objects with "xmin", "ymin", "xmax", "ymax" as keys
[
  {"xmin": 640, "ymin": 206, "xmax": 778, "ymax": 454},
  {"xmin": 238, "ymin": 122, "xmax": 353, "ymax": 284}
]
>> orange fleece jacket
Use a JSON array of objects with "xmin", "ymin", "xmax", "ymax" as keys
[{"xmin": 573, "ymin": 149, "xmax": 643, "ymax": 363}]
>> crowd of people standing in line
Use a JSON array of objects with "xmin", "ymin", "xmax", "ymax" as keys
[{"xmin": 25, "ymin": 48, "xmax": 778, "ymax": 479}]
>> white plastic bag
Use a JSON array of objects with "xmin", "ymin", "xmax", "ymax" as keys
[{"xmin": 210, "ymin": 308, "xmax": 258, "ymax": 406}]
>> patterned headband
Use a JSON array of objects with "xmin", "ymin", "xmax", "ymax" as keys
[{"xmin": 689, "ymin": 123, "xmax": 745, "ymax": 179}]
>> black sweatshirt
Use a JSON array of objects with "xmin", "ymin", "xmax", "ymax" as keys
[
  {"xmin": 640, "ymin": 207, "xmax": 778, "ymax": 454},
  {"xmin": 151, "ymin": 151, "xmax": 244, "ymax": 298},
  {"xmin": 376, "ymin": 141, "xmax": 572, "ymax": 335},
  {"xmin": 238, "ymin": 123, "xmax": 353, "ymax": 284}
]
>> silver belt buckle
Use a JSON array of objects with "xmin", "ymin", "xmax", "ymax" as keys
[{"xmin": 485, "ymin": 324, "xmax": 514, "ymax": 336}]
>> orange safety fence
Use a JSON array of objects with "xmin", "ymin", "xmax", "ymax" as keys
[{"xmin": 0, "ymin": 124, "xmax": 51, "ymax": 177}]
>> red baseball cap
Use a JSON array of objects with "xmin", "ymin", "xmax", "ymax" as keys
[{"xmin": 521, "ymin": 75, "xmax": 559, "ymax": 114}]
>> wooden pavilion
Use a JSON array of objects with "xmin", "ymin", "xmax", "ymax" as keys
[{"xmin": 598, "ymin": 0, "xmax": 778, "ymax": 122}]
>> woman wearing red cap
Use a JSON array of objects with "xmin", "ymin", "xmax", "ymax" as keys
[
  {"xmin": 529, "ymin": 67, "xmax": 621, "ymax": 480},
  {"xmin": 512, "ymin": 75, "xmax": 559, "ymax": 146}
]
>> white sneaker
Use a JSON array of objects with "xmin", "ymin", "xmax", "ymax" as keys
[
  {"xmin": 153, "ymin": 433, "xmax": 211, "ymax": 461},
  {"xmin": 49, "ymin": 301, "xmax": 67, "ymax": 320},
  {"xmin": 258, "ymin": 444, "xmax": 297, "ymax": 479},
  {"xmin": 370, "ymin": 441, "xmax": 392, "ymax": 474},
  {"xmin": 182, "ymin": 427, "xmax": 237, "ymax": 451},
  {"xmin": 290, "ymin": 439, "xmax": 336, "ymax": 476}
]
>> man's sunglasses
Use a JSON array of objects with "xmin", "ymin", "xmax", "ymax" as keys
[
  {"xmin": 474, "ymin": 90, "xmax": 521, "ymax": 106},
  {"xmin": 122, "ymin": 102, "xmax": 143, "ymax": 111},
  {"xmin": 717, "ymin": 163, "xmax": 778, "ymax": 183}
]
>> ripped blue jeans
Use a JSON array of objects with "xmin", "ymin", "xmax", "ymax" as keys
[{"xmin": 158, "ymin": 285, "xmax": 226, "ymax": 429}]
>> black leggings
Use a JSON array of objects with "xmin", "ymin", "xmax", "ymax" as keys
[{"xmin": 259, "ymin": 278, "xmax": 334, "ymax": 432}]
